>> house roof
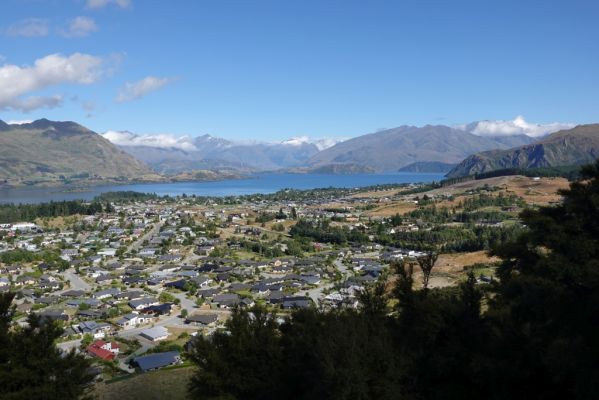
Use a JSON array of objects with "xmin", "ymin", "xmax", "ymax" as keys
[
  {"xmin": 87, "ymin": 341, "xmax": 118, "ymax": 360},
  {"xmin": 185, "ymin": 313, "xmax": 218, "ymax": 325},
  {"xmin": 140, "ymin": 326, "xmax": 169, "ymax": 340},
  {"xmin": 132, "ymin": 351, "xmax": 179, "ymax": 371}
]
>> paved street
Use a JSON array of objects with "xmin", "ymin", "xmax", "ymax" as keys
[{"xmin": 60, "ymin": 268, "xmax": 91, "ymax": 292}]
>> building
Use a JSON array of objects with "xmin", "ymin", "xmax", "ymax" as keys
[
  {"xmin": 185, "ymin": 313, "xmax": 218, "ymax": 326},
  {"xmin": 140, "ymin": 326, "xmax": 169, "ymax": 342},
  {"xmin": 87, "ymin": 340, "xmax": 120, "ymax": 361},
  {"xmin": 131, "ymin": 351, "xmax": 180, "ymax": 372}
]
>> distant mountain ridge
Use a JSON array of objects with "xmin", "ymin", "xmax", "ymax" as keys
[
  {"xmin": 306, "ymin": 125, "xmax": 535, "ymax": 172},
  {"xmin": 118, "ymin": 134, "xmax": 321, "ymax": 173},
  {"xmin": 446, "ymin": 124, "xmax": 599, "ymax": 178},
  {"xmin": 0, "ymin": 119, "xmax": 153, "ymax": 187}
]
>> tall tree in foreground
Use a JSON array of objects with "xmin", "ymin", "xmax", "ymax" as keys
[
  {"xmin": 487, "ymin": 161, "xmax": 599, "ymax": 399},
  {"xmin": 0, "ymin": 292, "xmax": 93, "ymax": 400}
]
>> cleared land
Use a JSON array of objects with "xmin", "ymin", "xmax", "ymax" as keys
[
  {"xmin": 422, "ymin": 175, "xmax": 569, "ymax": 205},
  {"xmin": 93, "ymin": 366, "xmax": 194, "ymax": 400}
]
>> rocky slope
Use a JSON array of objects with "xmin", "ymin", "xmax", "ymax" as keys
[{"xmin": 446, "ymin": 124, "xmax": 599, "ymax": 178}]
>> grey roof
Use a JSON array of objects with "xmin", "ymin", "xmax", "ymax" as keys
[
  {"xmin": 132, "ymin": 351, "xmax": 179, "ymax": 371},
  {"xmin": 128, "ymin": 297, "xmax": 158, "ymax": 308},
  {"xmin": 94, "ymin": 288, "xmax": 121, "ymax": 298},
  {"xmin": 140, "ymin": 326, "xmax": 169, "ymax": 340},
  {"xmin": 185, "ymin": 313, "xmax": 218, "ymax": 325}
]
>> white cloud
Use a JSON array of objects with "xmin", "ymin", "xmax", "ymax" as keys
[
  {"xmin": 6, "ymin": 119, "xmax": 33, "ymax": 125},
  {"xmin": 9, "ymin": 95, "xmax": 63, "ymax": 112},
  {"xmin": 461, "ymin": 116, "xmax": 575, "ymax": 138},
  {"xmin": 116, "ymin": 76, "xmax": 172, "ymax": 103},
  {"xmin": 102, "ymin": 130, "xmax": 197, "ymax": 151},
  {"xmin": 62, "ymin": 16, "xmax": 98, "ymax": 37},
  {"xmin": 280, "ymin": 136, "xmax": 344, "ymax": 150},
  {"xmin": 0, "ymin": 53, "xmax": 104, "ymax": 112},
  {"xmin": 87, "ymin": 0, "xmax": 131, "ymax": 9},
  {"xmin": 313, "ymin": 137, "xmax": 344, "ymax": 150},
  {"xmin": 6, "ymin": 18, "xmax": 49, "ymax": 37}
]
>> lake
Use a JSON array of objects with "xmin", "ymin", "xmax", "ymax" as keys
[{"xmin": 0, "ymin": 172, "xmax": 445, "ymax": 204}]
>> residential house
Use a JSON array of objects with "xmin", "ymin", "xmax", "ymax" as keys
[{"xmin": 87, "ymin": 340, "xmax": 120, "ymax": 361}]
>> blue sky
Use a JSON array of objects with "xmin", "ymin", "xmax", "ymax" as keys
[{"xmin": 0, "ymin": 0, "xmax": 598, "ymax": 143}]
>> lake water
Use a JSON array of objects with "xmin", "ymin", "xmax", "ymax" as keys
[{"xmin": 0, "ymin": 172, "xmax": 445, "ymax": 204}]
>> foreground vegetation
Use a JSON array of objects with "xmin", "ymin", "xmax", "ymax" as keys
[{"xmin": 187, "ymin": 161, "xmax": 599, "ymax": 399}]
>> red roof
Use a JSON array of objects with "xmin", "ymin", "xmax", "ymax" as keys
[{"xmin": 87, "ymin": 340, "xmax": 119, "ymax": 361}]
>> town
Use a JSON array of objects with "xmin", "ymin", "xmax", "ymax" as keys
[{"xmin": 0, "ymin": 175, "xmax": 569, "ymax": 393}]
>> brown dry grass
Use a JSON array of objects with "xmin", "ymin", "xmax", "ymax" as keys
[
  {"xmin": 435, "ymin": 251, "xmax": 499, "ymax": 273},
  {"xmin": 422, "ymin": 176, "xmax": 569, "ymax": 206},
  {"xmin": 93, "ymin": 367, "xmax": 194, "ymax": 400},
  {"xmin": 400, "ymin": 251, "xmax": 500, "ymax": 289},
  {"xmin": 351, "ymin": 188, "xmax": 400, "ymax": 199},
  {"xmin": 363, "ymin": 202, "xmax": 418, "ymax": 217}
]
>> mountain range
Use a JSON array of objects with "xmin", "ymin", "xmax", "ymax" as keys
[
  {"xmin": 305, "ymin": 125, "xmax": 535, "ymax": 172},
  {"xmin": 113, "ymin": 124, "xmax": 538, "ymax": 174},
  {"xmin": 113, "ymin": 133, "xmax": 323, "ymax": 173},
  {"xmin": 446, "ymin": 124, "xmax": 599, "ymax": 178},
  {"xmin": 1, "ymin": 118, "xmax": 596, "ymax": 187}
]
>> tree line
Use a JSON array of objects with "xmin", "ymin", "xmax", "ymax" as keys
[{"xmin": 0, "ymin": 200, "xmax": 112, "ymax": 224}]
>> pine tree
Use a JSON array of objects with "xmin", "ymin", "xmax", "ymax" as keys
[{"xmin": 0, "ymin": 292, "xmax": 94, "ymax": 400}]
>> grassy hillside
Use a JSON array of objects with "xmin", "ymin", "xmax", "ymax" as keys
[
  {"xmin": 0, "ymin": 119, "xmax": 152, "ymax": 186},
  {"xmin": 94, "ymin": 367, "xmax": 193, "ymax": 400}
]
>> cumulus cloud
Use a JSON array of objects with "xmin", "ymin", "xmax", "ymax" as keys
[
  {"xmin": 102, "ymin": 130, "xmax": 197, "ymax": 151},
  {"xmin": 87, "ymin": 0, "xmax": 131, "ymax": 9},
  {"xmin": 0, "ymin": 53, "xmax": 104, "ymax": 112},
  {"xmin": 62, "ymin": 16, "xmax": 98, "ymax": 37},
  {"xmin": 116, "ymin": 76, "xmax": 173, "ymax": 103},
  {"xmin": 461, "ymin": 116, "xmax": 575, "ymax": 138},
  {"xmin": 6, "ymin": 18, "xmax": 49, "ymax": 37}
]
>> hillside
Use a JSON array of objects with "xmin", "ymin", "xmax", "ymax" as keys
[
  {"xmin": 398, "ymin": 161, "xmax": 457, "ymax": 173},
  {"xmin": 446, "ymin": 124, "xmax": 599, "ymax": 178},
  {"xmin": 0, "ymin": 119, "xmax": 153, "ymax": 187},
  {"xmin": 306, "ymin": 125, "xmax": 534, "ymax": 172}
]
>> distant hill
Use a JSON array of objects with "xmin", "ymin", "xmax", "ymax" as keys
[
  {"xmin": 0, "ymin": 119, "xmax": 153, "ymax": 186},
  {"xmin": 446, "ymin": 124, "xmax": 599, "ymax": 178},
  {"xmin": 307, "ymin": 125, "xmax": 535, "ymax": 172},
  {"xmin": 398, "ymin": 161, "xmax": 457, "ymax": 173}
]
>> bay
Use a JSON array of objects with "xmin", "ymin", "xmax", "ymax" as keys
[{"xmin": 0, "ymin": 172, "xmax": 445, "ymax": 204}]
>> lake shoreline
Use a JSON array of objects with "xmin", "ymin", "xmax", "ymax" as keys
[{"xmin": 0, "ymin": 172, "xmax": 445, "ymax": 205}]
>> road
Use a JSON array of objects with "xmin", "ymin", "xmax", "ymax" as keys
[
  {"xmin": 171, "ymin": 291, "xmax": 196, "ymax": 313},
  {"xmin": 60, "ymin": 268, "xmax": 91, "ymax": 292},
  {"xmin": 307, "ymin": 258, "xmax": 351, "ymax": 306},
  {"xmin": 127, "ymin": 221, "xmax": 164, "ymax": 253}
]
